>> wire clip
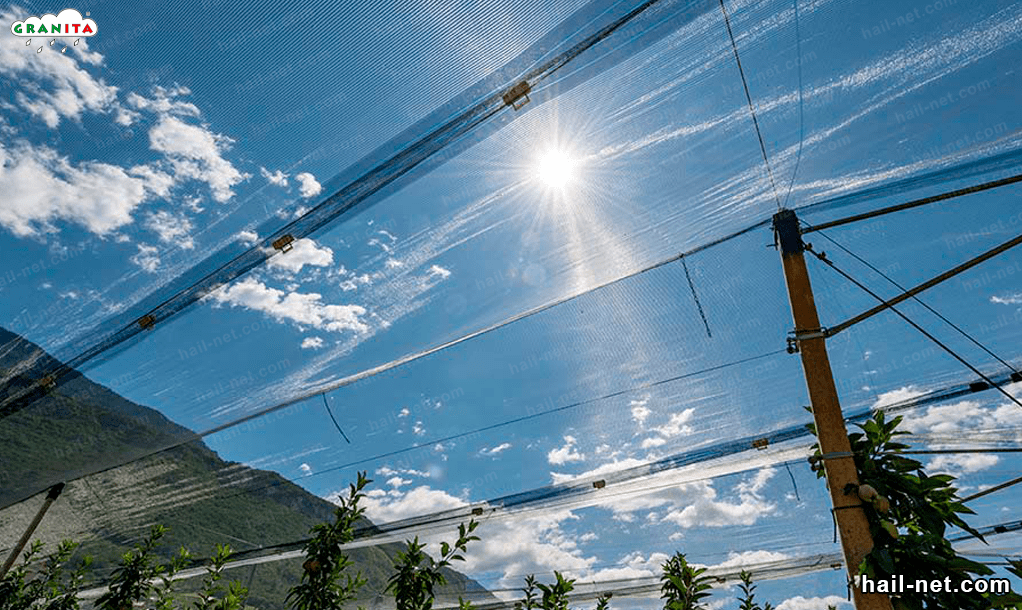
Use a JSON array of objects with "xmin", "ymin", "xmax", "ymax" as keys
[
  {"xmin": 502, "ymin": 81, "xmax": 532, "ymax": 110},
  {"xmin": 272, "ymin": 234, "xmax": 295, "ymax": 253},
  {"xmin": 592, "ymin": 479, "xmax": 606, "ymax": 489},
  {"xmin": 752, "ymin": 438, "xmax": 769, "ymax": 450},
  {"xmin": 787, "ymin": 328, "xmax": 828, "ymax": 352},
  {"xmin": 137, "ymin": 314, "xmax": 156, "ymax": 330}
]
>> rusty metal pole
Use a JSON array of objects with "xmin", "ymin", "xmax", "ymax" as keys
[
  {"xmin": 0, "ymin": 482, "xmax": 65, "ymax": 579},
  {"xmin": 773, "ymin": 209, "xmax": 892, "ymax": 610}
]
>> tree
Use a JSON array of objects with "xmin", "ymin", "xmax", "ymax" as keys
[
  {"xmin": 287, "ymin": 471, "xmax": 372, "ymax": 610},
  {"xmin": 96, "ymin": 524, "xmax": 172, "ymax": 610},
  {"xmin": 387, "ymin": 520, "xmax": 480, "ymax": 610},
  {"xmin": 736, "ymin": 570, "xmax": 772, "ymax": 610},
  {"xmin": 659, "ymin": 552, "xmax": 711, "ymax": 610},
  {"xmin": 192, "ymin": 544, "xmax": 247, "ymax": 610},
  {"xmin": 0, "ymin": 539, "xmax": 91, "ymax": 610},
  {"xmin": 809, "ymin": 410, "xmax": 1022, "ymax": 609}
]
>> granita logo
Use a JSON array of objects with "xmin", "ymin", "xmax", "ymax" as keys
[{"xmin": 10, "ymin": 8, "xmax": 97, "ymax": 37}]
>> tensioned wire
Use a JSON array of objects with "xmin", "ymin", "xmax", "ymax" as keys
[
  {"xmin": 23, "ymin": 364, "xmax": 1022, "ymax": 556},
  {"xmin": 4, "ymin": 162, "xmax": 1015, "ymax": 513},
  {"xmin": 4, "ymin": 315, "xmax": 1022, "ymax": 516}
]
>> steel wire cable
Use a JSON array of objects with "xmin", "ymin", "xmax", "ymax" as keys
[
  {"xmin": 806, "ymin": 225, "xmax": 1020, "ymax": 375},
  {"xmin": 802, "ymin": 240, "xmax": 1022, "ymax": 411},
  {"xmin": 718, "ymin": 0, "xmax": 783, "ymax": 210}
]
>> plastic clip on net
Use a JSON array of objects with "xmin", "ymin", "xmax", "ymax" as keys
[
  {"xmin": 272, "ymin": 234, "xmax": 295, "ymax": 253},
  {"xmin": 137, "ymin": 314, "xmax": 156, "ymax": 330},
  {"xmin": 502, "ymin": 81, "xmax": 532, "ymax": 110}
]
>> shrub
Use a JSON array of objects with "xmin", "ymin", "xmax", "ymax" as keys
[{"xmin": 287, "ymin": 471, "xmax": 372, "ymax": 610}]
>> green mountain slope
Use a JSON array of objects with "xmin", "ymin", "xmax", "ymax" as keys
[{"xmin": 0, "ymin": 327, "xmax": 491, "ymax": 609}]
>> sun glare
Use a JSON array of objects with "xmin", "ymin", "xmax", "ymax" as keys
[{"xmin": 535, "ymin": 148, "xmax": 577, "ymax": 189}]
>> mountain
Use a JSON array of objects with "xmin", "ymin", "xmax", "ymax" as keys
[{"xmin": 0, "ymin": 327, "xmax": 492, "ymax": 609}]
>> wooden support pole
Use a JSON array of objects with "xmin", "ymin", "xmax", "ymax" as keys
[
  {"xmin": 773, "ymin": 209, "xmax": 892, "ymax": 610},
  {"xmin": 0, "ymin": 482, "xmax": 65, "ymax": 579}
]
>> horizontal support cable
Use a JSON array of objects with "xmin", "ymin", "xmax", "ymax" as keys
[
  {"xmin": 805, "ymin": 244, "xmax": 1022, "ymax": 411},
  {"xmin": 822, "ymin": 230, "xmax": 1022, "ymax": 337},
  {"xmin": 802, "ymin": 172, "xmax": 1022, "ymax": 233},
  {"xmin": 962, "ymin": 474, "xmax": 1022, "ymax": 504}
]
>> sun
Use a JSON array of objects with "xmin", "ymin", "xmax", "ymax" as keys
[{"xmin": 535, "ymin": 147, "xmax": 577, "ymax": 189}]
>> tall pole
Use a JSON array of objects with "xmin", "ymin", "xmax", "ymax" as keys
[
  {"xmin": 0, "ymin": 482, "xmax": 65, "ymax": 579},
  {"xmin": 773, "ymin": 209, "xmax": 892, "ymax": 610}
]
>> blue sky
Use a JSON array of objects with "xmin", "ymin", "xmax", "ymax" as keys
[{"xmin": 3, "ymin": 0, "xmax": 1022, "ymax": 607}]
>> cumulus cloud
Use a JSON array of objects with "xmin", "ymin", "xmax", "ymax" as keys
[
  {"xmin": 209, "ymin": 277, "xmax": 369, "ymax": 334},
  {"xmin": 630, "ymin": 396, "xmax": 652, "ymax": 425},
  {"xmin": 991, "ymin": 293, "xmax": 1022, "ymax": 305},
  {"xmin": 126, "ymin": 85, "xmax": 200, "ymax": 117},
  {"xmin": 299, "ymin": 463, "xmax": 312, "ymax": 474},
  {"xmin": 260, "ymin": 167, "xmax": 288, "ymax": 186},
  {"xmin": 145, "ymin": 210, "xmax": 194, "ymax": 249},
  {"xmin": 426, "ymin": 264, "xmax": 451, "ymax": 279},
  {"xmin": 359, "ymin": 485, "xmax": 467, "ymax": 524},
  {"xmin": 398, "ymin": 407, "xmax": 410, "ymax": 418},
  {"xmin": 130, "ymin": 243, "xmax": 160, "ymax": 272},
  {"xmin": 776, "ymin": 596, "xmax": 851, "ymax": 610},
  {"xmin": 0, "ymin": 141, "xmax": 159, "ymax": 237},
  {"xmin": 0, "ymin": 9, "xmax": 116, "ymax": 127},
  {"xmin": 237, "ymin": 230, "xmax": 259, "ymax": 246},
  {"xmin": 548, "ymin": 435, "xmax": 585, "ymax": 465},
  {"xmin": 663, "ymin": 468, "xmax": 776, "ymax": 528},
  {"xmin": 295, "ymin": 172, "xmax": 322, "ymax": 198},
  {"xmin": 480, "ymin": 442, "xmax": 512, "ymax": 456},
  {"xmin": 413, "ymin": 421, "xmax": 425, "ymax": 436},
  {"xmin": 300, "ymin": 336, "xmax": 324, "ymax": 350},
  {"xmin": 266, "ymin": 238, "xmax": 333, "ymax": 273},
  {"xmin": 148, "ymin": 115, "xmax": 248, "ymax": 202},
  {"xmin": 711, "ymin": 550, "xmax": 791, "ymax": 569}
]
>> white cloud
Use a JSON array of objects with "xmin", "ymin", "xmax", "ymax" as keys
[
  {"xmin": 299, "ymin": 463, "xmax": 312, "ymax": 474},
  {"xmin": 776, "ymin": 596, "xmax": 851, "ymax": 610},
  {"xmin": 426, "ymin": 264, "xmax": 451, "ymax": 279},
  {"xmin": 359, "ymin": 485, "xmax": 467, "ymax": 524},
  {"xmin": 711, "ymin": 550, "xmax": 790, "ymax": 569},
  {"xmin": 126, "ymin": 85, "xmax": 200, "ymax": 117},
  {"xmin": 480, "ymin": 442, "xmax": 512, "ymax": 456},
  {"xmin": 145, "ymin": 210, "xmax": 194, "ymax": 249},
  {"xmin": 260, "ymin": 167, "xmax": 289, "ymax": 186},
  {"xmin": 548, "ymin": 435, "xmax": 585, "ymax": 465},
  {"xmin": 237, "ymin": 230, "xmax": 259, "ymax": 246},
  {"xmin": 295, "ymin": 172, "xmax": 322, "ymax": 198},
  {"xmin": 630, "ymin": 396, "xmax": 651, "ymax": 425},
  {"xmin": 266, "ymin": 238, "xmax": 334, "ymax": 273},
  {"xmin": 640, "ymin": 436, "xmax": 667, "ymax": 449},
  {"xmin": 210, "ymin": 277, "xmax": 369, "ymax": 333},
  {"xmin": 663, "ymin": 468, "xmax": 776, "ymax": 528},
  {"xmin": 413, "ymin": 421, "xmax": 425, "ymax": 436},
  {"xmin": 148, "ymin": 115, "xmax": 248, "ymax": 202},
  {"xmin": 586, "ymin": 551, "xmax": 673, "ymax": 581},
  {"xmin": 385, "ymin": 258, "xmax": 403, "ymax": 269},
  {"xmin": 652, "ymin": 408, "xmax": 695, "ymax": 438},
  {"xmin": 0, "ymin": 11, "xmax": 117, "ymax": 127},
  {"xmin": 300, "ymin": 336, "xmax": 324, "ymax": 350},
  {"xmin": 130, "ymin": 243, "xmax": 160, "ymax": 272},
  {"xmin": 398, "ymin": 407, "xmax": 410, "ymax": 418},
  {"xmin": 991, "ymin": 293, "xmax": 1022, "ymax": 305},
  {"xmin": 0, "ymin": 141, "xmax": 155, "ymax": 237},
  {"xmin": 386, "ymin": 476, "xmax": 412, "ymax": 488}
]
